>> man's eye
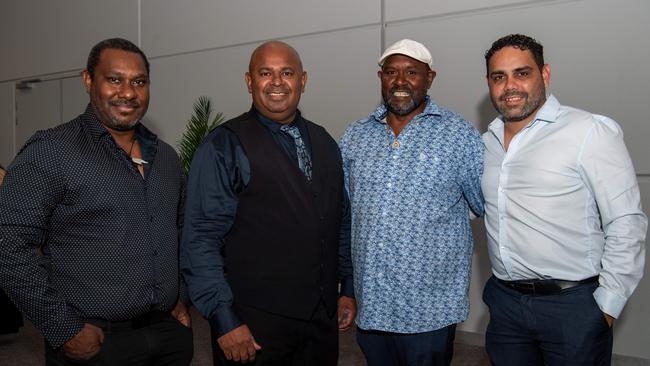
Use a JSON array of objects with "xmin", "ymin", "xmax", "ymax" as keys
[
  {"xmin": 281, "ymin": 71, "xmax": 294, "ymax": 77},
  {"xmin": 491, "ymin": 75, "xmax": 504, "ymax": 82},
  {"xmin": 260, "ymin": 72, "xmax": 271, "ymax": 77},
  {"xmin": 516, "ymin": 71, "xmax": 529, "ymax": 77},
  {"xmin": 384, "ymin": 70, "xmax": 396, "ymax": 76},
  {"xmin": 132, "ymin": 79, "xmax": 147, "ymax": 86},
  {"xmin": 108, "ymin": 77, "xmax": 120, "ymax": 84}
]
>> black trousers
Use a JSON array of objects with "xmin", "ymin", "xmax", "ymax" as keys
[
  {"xmin": 45, "ymin": 313, "xmax": 193, "ymax": 366},
  {"xmin": 212, "ymin": 301, "xmax": 338, "ymax": 366},
  {"xmin": 0, "ymin": 289, "xmax": 23, "ymax": 334},
  {"xmin": 483, "ymin": 276, "xmax": 613, "ymax": 366}
]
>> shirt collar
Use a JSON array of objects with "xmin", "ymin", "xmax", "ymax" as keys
[
  {"xmin": 369, "ymin": 95, "xmax": 442, "ymax": 124},
  {"xmin": 251, "ymin": 105, "xmax": 304, "ymax": 132},
  {"xmin": 487, "ymin": 94, "xmax": 560, "ymax": 134}
]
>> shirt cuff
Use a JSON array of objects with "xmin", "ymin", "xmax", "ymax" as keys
[
  {"xmin": 44, "ymin": 311, "xmax": 85, "ymax": 349},
  {"xmin": 209, "ymin": 304, "xmax": 243, "ymax": 338},
  {"xmin": 593, "ymin": 285, "xmax": 627, "ymax": 319},
  {"xmin": 340, "ymin": 278, "xmax": 355, "ymax": 298}
]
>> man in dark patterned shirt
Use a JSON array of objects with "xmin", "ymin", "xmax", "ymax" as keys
[{"xmin": 0, "ymin": 38, "xmax": 192, "ymax": 365}]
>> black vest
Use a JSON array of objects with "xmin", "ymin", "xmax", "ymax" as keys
[{"xmin": 222, "ymin": 112, "xmax": 343, "ymax": 320}]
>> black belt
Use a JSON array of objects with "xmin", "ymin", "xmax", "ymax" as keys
[
  {"xmin": 497, "ymin": 276, "xmax": 598, "ymax": 296},
  {"xmin": 87, "ymin": 310, "xmax": 171, "ymax": 330}
]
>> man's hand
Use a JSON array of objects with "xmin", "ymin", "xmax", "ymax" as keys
[
  {"xmin": 604, "ymin": 313, "xmax": 615, "ymax": 328},
  {"xmin": 217, "ymin": 324, "xmax": 261, "ymax": 363},
  {"xmin": 171, "ymin": 302, "xmax": 192, "ymax": 327},
  {"xmin": 338, "ymin": 296, "xmax": 357, "ymax": 331},
  {"xmin": 62, "ymin": 323, "xmax": 104, "ymax": 360}
]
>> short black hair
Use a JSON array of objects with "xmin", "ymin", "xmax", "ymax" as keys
[
  {"xmin": 86, "ymin": 38, "xmax": 149, "ymax": 79},
  {"xmin": 485, "ymin": 34, "xmax": 544, "ymax": 74}
]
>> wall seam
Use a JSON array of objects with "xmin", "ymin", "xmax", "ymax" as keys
[
  {"xmin": 384, "ymin": 0, "xmax": 583, "ymax": 27},
  {"xmin": 145, "ymin": 22, "xmax": 382, "ymax": 62}
]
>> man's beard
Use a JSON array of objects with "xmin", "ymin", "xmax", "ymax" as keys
[
  {"xmin": 383, "ymin": 87, "xmax": 424, "ymax": 116},
  {"xmin": 493, "ymin": 89, "xmax": 545, "ymax": 122}
]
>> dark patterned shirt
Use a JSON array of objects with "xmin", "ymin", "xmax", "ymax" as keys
[{"xmin": 0, "ymin": 105, "xmax": 186, "ymax": 348}]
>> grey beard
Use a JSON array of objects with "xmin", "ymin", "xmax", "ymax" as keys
[{"xmin": 385, "ymin": 98, "xmax": 416, "ymax": 116}]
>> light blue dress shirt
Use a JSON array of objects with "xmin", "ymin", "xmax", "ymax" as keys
[
  {"xmin": 482, "ymin": 94, "xmax": 647, "ymax": 318},
  {"xmin": 340, "ymin": 97, "xmax": 484, "ymax": 333}
]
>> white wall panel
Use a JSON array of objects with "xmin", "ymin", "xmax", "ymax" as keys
[
  {"xmin": 62, "ymin": 76, "xmax": 88, "ymax": 122},
  {"xmin": 0, "ymin": 82, "xmax": 14, "ymax": 167},
  {"xmin": 385, "ymin": 0, "xmax": 541, "ymax": 23},
  {"xmin": 141, "ymin": 0, "xmax": 380, "ymax": 58},
  {"xmin": 0, "ymin": 0, "xmax": 139, "ymax": 82},
  {"xmin": 385, "ymin": 0, "xmax": 650, "ymax": 174},
  {"xmin": 146, "ymin": 26, "xmax": 381, "ymax": 147}
]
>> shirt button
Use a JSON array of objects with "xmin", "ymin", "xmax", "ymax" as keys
[
  {"xmin": 387, "ymin": 182, "xmax": 392, "ymax": 188},
  {"xmin": 392, "ymin": 155, "xmax": 398, "ymax": 160}
]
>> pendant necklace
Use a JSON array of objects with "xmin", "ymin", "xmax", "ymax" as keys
[{"xmin": 127, "ymin": 138, "xmax": 148, "ymax": 165}]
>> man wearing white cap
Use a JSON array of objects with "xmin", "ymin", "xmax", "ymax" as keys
[{"xmin": 339, "ymin": 39, "xmax": 484, "ymax": 365}]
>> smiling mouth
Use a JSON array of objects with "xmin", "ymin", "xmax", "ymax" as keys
[
  {"xmin": 266, "ymin": 90, "xmax": 290, "ymax": 100},
  {"xmin": 501, "ymin": 93, "xmax": 527, "ymax": 106},
  {"xmin": 393, "ymin": 91, "xmax": 411, "ymax": 97}
]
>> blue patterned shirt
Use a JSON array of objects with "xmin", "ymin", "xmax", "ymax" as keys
[{"xmin": 340, "ymin": 97, "xmax": 484, "ymax": 333}]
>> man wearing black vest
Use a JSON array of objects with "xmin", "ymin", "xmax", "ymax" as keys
[{"xmin": 181, "ymin": 41, "xmax": 356, "ymax": 365}]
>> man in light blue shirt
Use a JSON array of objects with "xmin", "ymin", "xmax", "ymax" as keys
[
  {"xmin": 482, "ymin": 34, "xmax": 646, "ymax": 366},
  {"xmin": 340, "ymin": 39, "xmax": 484, "ymax": 366}
]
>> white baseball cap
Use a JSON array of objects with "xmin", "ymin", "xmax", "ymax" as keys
[{"xmin": 378, "ymin": 39, "xmax": 433, "ymax": 70}]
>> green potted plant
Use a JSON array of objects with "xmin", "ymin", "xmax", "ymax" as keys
[{"xmin": 178, "ymin": 96, "xmax": 224, "ymax": 174}]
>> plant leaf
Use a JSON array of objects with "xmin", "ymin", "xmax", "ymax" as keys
[{"xmin": 177, "ymin": 96, "xmax": 224, "ymax": 174}]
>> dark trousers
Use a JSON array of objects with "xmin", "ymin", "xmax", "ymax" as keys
[
  {"xmin": 212, "ymin": 301, "xmax": 338, "ymax": 366},
  {"xmin": 356, "ymin": 324, "xmax": 457, "ymax": 366},
  {"xmin": 45, "ymin": 313, "xmax": 193, "ymax": 366},
  {"xmin": 483, "ymin": 276, "xmax": 613, "ymax": 366},
  {"xmin": 0, "ymin": 289, "xmax": 23, "ymax": 334}
]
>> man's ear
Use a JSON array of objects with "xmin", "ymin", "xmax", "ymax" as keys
[
  {"xmin": 542, "ymin": 64, "xmax": 551, "ymax": 89},
  {"xmin": 245, "ymin": 72, "xmax": 253, "ymax": 94},
  {"xmin": 426, "ymin": 69, "xmax": 436, "ymax": 89},
  {"xmin": 300, "ymin": 71, "xmax": 307, "ymax": 93},
  {"xmin": 82, "ymin": 70, "xmax": 92, "ymax": 94}
]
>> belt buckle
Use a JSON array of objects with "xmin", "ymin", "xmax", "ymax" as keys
[{"xmin": 535, "ymin": 281, "xmax": 561, "ymax": 295}]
